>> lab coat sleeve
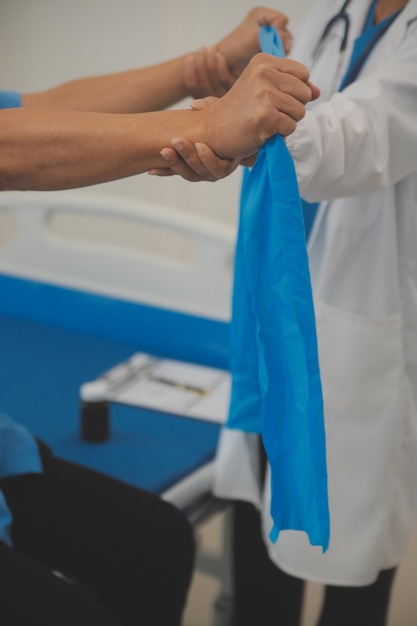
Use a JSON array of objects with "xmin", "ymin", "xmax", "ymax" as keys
[{"xmin": 286, "ymin": 20, "xmax": 417, "ymax": 202}]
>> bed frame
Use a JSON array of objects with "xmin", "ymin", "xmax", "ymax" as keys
[{"xmin": 0, "ymin": 189, "xmax": 237, "ymax": 626}]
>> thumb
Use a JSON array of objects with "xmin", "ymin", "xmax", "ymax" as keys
[
  {"xmin": 190, "ymin": 96, "xmax": 219, "ymax": 110},
  {"xmin": 308, "ymin": 81, "xmax": 321, "ymax": 101}
]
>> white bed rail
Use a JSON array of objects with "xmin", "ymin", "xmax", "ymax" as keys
[{"xmin": 0, "ymin": 190, "xmax": 236, "ymax": 321}]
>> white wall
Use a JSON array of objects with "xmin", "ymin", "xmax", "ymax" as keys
[{"xmin": 0, "ymin": 0, "xmax": 310, "ymax": 225}]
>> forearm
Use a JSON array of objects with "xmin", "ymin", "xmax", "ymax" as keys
[
  {"xmin": 21, "ymin": 55, "xmax": 191, "ymax": 114},
  {"xmin": 1, "ymin": 54, "xmax": 314, "ymax": 191},
  {"xmin": 20, "ymin": 8, "xmax": 294, "ymax": 113},
  {"xmin": 0, "ymin": 107, "xmax": 207, "ymax": 191}
]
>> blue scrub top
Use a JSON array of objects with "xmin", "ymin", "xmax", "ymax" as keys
[{"xmin": 0, "ymin": 89, "xmax": 42, "ymax": 546}]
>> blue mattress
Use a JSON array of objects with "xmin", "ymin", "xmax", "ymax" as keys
[{"xmin": 0, "ymin": 274, "xmax": 230, "ymax": 494}]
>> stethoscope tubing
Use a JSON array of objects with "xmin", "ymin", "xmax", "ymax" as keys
[{"xmin": 313, "ymin": 0, "xmax": 353, "ymax": 56}]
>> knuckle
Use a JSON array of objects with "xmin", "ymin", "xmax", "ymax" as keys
[
  {"xmin": 249, "ymin": 52, "xmax": 270, "ymax": 68},
  {"xmin": 282, "ymin": 117, "xmax": 297, "ymax": 136},
  {"xmin": 280, "ymin": 58, "xmax": 309, "ymax": 79},
  {"xmin": 294, "ymin": 102, "xmax": 306, "ymax": 121},
  {"xmin": 250, "ymin": 6, "xmax": 262, "ymax": 18}
]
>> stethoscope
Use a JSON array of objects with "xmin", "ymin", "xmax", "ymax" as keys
[
  {"xmin": 312, "ymin": 0, "xmax": 406, "ymax": 92},
  {"xmin": 311, "ymin": 0, "xmax": 354, "ymax": 94},
  {"xmin": 312, "ymin": 0, "xmax": 353, "ymax": 59}
]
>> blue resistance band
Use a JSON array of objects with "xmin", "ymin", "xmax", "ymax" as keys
[{"xmin": 227, "ymin": 26, "xmax": 330, "ymax": 550}]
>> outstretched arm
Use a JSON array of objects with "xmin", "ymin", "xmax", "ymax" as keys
[
  {"xmin": 22, "ymin": 7, "xmax": 292, "ymax": 113},
  {"xmin": 0, "ymin": 54, "xmax": 314, "ymax": 191},
  {"xmin": 21, "ymin": 7, "xmax": 293, "ymax": 114},
  {"xmin": 21, "ymin": 56, "xmax": 197, "ymax": 114}
]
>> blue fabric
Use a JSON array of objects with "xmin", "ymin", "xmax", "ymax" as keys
[
  {"xmin": 301, "ymin": 199, "xmax": 319, "ymax": 241},
  {"xmin": 0, "ymin": 90, "xmax": 22, "ymax": 109},
  {"xmin": 227, "ymin": 26, "xmax": 330, "ymax": 550}
]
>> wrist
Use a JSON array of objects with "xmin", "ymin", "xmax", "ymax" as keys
[
  {"xmin": 216, "ymin": 27, "xmax": 258, "ymax": 78},
  {"xmin": 184, "ymin": 46, "xmax": 237, "ymax": 99},
  {"xmin": 215, "ymin": 42, "xmax": 243, "ymax": 78},
  {"xmin": 183, "ymin": 50, "xmax": 199, "ymax": 98}
]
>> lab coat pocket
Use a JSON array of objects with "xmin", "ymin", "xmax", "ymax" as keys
[{"xmin": 315, "ymin": 300, "xmax": 403, "ymax": 416}]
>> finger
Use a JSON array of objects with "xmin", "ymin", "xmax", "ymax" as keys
[
  {"xmin": 156, "ymin": 148, "xmax": 187, "ymax": 174},
  {"xmin": 279, "ymin": 29, "xmax": 293, "ymax": 55},
  {"xmin": 280, "ymin": 74, "xmax": 313, "ymax": 105},
  {"xmin": 268, "ymin": 111, "xmax": 298, "ymax": 138},
  {"xmin": 156, "ymin": 146, "xmax": 215, "ymax": 182},
  {"xmin": 254, "ymin": 91, "xmax": 307, "ymax": 141},
  {"xmin": 256, "ymin": 8, "xmax": 293, "ymax": 54},
  {"xmin": 262, "ymin": 59, "xmax": 314, "ymax": 105},
  {"xmin": 159, "ymin": 147, "xmax": 182, "ymax": 164},
  {"xmin": 149, "ymin": 167, "xmax": 207, "ymax": 182},
  {"xmin": 168, "ymin": 138, "xmax": 238, "ymax": 180},
  {"xmin": 272, "ymin": 90, "xmax": 307, "ymax": 123},
  {"xmin": 308, "ymin": 81, "xmax": 321, "ymax": 101},
  {"xmin": 148, "ymin": 168, "xmax": 175, "ymax": 177},
  {"xmin": 254, "ymin": 8, "xmax": 289, "ymax": 29},
  {"xmin": 194, "ymin": 143, "xmax": 239, "ymax": 179},
  {"xmin": 170, "ymin": 138, "xmax": 215, "ymax": 178},
  {"xmin": 254, "ymin": 9, "xmax": 292, "ymax": 52},
  {"xmin": 190, "ymin": 96, "xmax": 219, "ymax": 110},
  {"xmin": 255, "ymin": 54, "xmax": 312, "ymax": 87},
  {"xmin": 260, "ymin": 66, "xmax": 312, "ymax": 106},
  {"xmin": 241, "ymin": 153, "xmax": 258, "ymax": 168}
]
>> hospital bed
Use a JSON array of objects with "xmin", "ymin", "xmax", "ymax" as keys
[{"xmin": 0, "ymin": 189, "xmax": 236, "ymax": 625}]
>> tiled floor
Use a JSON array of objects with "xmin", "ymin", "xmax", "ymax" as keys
[{"xmin": 184, "ymin": 513, "xmax": 417, "ymax": 626}]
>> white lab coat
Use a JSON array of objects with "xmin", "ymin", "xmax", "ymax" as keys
[{"xmin": 213, "ymin": 0, "xmax": 417, "ymax": 585}]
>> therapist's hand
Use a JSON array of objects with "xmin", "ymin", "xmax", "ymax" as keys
[
  {"xmin": 149, "ymin": 97, "xmax": 254, "ymax": 181},
  {"xmin": 151, "ymin": 55, "xmax": 319, "ymax": 179},
  {"xmin": 185, "ymin": 7, "xmax": 293, "ymax": 98},
  {"xmin": 150, "ymin": 134, "xmax": 241, "ymax": 182},
  {"xmin": 149, "ymin": 138, "xmax": 257, "ymax": 181}
]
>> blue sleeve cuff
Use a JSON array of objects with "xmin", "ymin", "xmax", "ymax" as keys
[{"xmin": 0, "ymin": 90, "xmax": 22, "ymax": 109}]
